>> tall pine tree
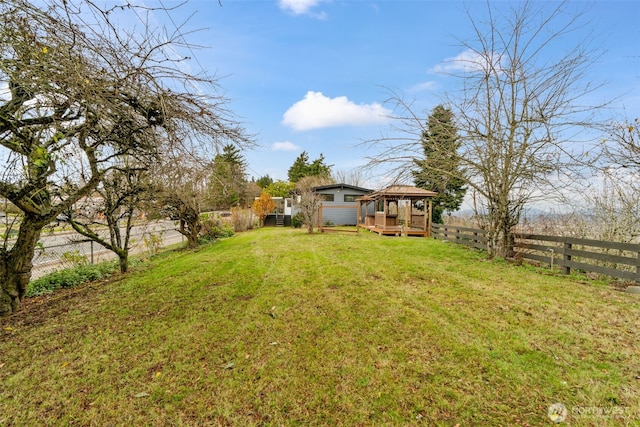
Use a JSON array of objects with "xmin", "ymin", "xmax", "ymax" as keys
[
  {"xmin": 413, "ymin": 105, "xmax": 467, "ymax": 223},
  {"xmin": 207, "ymin": 144, "xmax": 248, "ymax": 209},
  {"xmin": 287, "ymin": 151, "xmax": 332, "ymax": 183},
  {"xmin": 255, "ymin": 174, "xmax": 274, "ymax": 189},
  {"xmin": 287, "ymin": 152, "xmax": 310, "ymax": 183}
]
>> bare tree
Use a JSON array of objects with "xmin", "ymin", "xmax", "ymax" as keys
[
  {"xmin": 158, "ymin": 153, "xmax": 211, "ymax": 249},
  {"xmin": 65, "ymin": 165, "xmax": 156, "ymax": 274},
  {"xmin": 363, "ymin": 1, "xmax": 604, "ymax": 258},
  {"xmin": 332, "ymin": 169, "xmax": 369, "ymax": 187},
  {"xmin": 586, "ymin": 172, "xmax": 640, "ymax": 244},
  {"xmin": 0, "ymin": 0, "xmax": 252, "ymax": 315},
  {"xmin": 582, "ymin": 117, "xmax": 640, "ymax": 244},
  {"xmin": 603, "ymin": 118, "xmax": 640, "ymax": 170},
  {"xmin": 294, "ymin": 175, "xmax": 334, "ymax": 234}
]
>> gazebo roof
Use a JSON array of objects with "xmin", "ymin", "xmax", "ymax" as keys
[{"xmin": 360, "ymin": 185, "xmax": 437, "ymax": 200}]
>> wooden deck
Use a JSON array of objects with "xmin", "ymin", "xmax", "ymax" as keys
[
  {"xmin": 356, "ymin": 184, "xmax": 435, "ymax": 239},
  {"xmin": 360, "ymin": 224, "xmax": 429, "ymax": 237}
]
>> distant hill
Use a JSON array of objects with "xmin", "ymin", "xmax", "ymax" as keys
[{"xmin": 449, "ymin": 207, "xmax": 550, "ymax": 219}]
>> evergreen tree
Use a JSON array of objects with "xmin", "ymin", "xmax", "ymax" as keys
[
  {"xmin": 256, "ymin": 175, "xmax": 274, "ymax": 188},
  {"xmin": 413, "ymin": 105, "xmax": 467, "ymax": 223},
  {"xmin": 208, "ymin": 144, "xmax": 248, "ymax": 209},
  {"xmin": 287, "ymin": 151, "xmax": 332, "ymax": 183},
  {"xmin": 308, "ymin": 154, "xmax": 332, "ymax": 178},
  {"xmin": 288, "ymin": 151, "xmax": 310, "ymax": 183}
]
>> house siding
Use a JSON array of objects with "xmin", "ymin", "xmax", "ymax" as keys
[
  {"xmin": 313, "ymin": 185, "xmax": 372, "ymax": 226},
  {"xmin": 319, "ymin": 205, "xmax": 357, "ymax": 226}
]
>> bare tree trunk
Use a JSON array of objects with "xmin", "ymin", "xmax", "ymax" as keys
[
  {"xmin": 485, "ymin": 229, "xmax": 499, "ymax": 259},
  {"xmin": 0, "ymin": 216, "xmax": 44, "ymax": 315},
  {"xmin": 485, "ymin": 205, "xmax": 518, "ymax": 259},
  {"xmin": 502, "ymin": 226, "xmax": 516, "ymax": 259},
  {"xmin": 179, "ymin": 218, "xmax": 200, "ymax": 249},
  {"xmin": 118, "ymin": 252, "xmax": 129, "ymax": 274}
]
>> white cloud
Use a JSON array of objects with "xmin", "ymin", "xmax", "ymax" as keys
[
  {"xmin": 278, "ymin": 0, "xmax": 327, "ymax": 17},
  {"xmin": 409, "ymin": 81, "xmax": 438, "ymax": 93},
  {"xmin": 282, "ymin": 91, "xmax": 391, "ymax": 131},
  {"xmin": 272, "ymin": 141, "xmax": 300, "ymax": 151},
  {"xmin": 429, "ymin": 49, "xmax": 503, "ymax": 75}
]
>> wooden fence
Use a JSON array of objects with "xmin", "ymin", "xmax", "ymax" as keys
[
  {"xmin": 431, "ymin": 223, "xmax": 640, "ymax": 283},
  {"xmin": 431, "ymin": 224, "xmax": 488, "ymax": 250}
]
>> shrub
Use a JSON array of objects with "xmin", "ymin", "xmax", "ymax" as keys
[
  {"xmin": 143, "ymin": 231, "xmax": 165, "ymax": 256},
  {"xmin": 292, "ymin": 212, "xmax": 304, "ymax": 228},
  {"xmin": 61, "ymin": 250, "xmax": 89, "ymax": 267},
  {"xmin": 200, "ymin": 217, "xmax": 234, "ymax": 243},
  {"xmin": 231, "ymin": 207, "xmax": 253, "ymax": 232},
  {"xmin": 26, "ymin": 261, "xmax": 118, "ymax": 297}
]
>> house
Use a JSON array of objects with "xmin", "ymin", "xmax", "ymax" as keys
[
  {"xmin": 311, "ymin": 183, "xmax": 373, "ymax": 226},
  {"xmin": 262, "ymin": 183, "xmax": 373, "ymax": 227}
]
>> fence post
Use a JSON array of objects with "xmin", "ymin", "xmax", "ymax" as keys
[
  {"xmin": 562, "ymin": 241, "xmax": 571, "ymax": 275},
  {"xmin": 90, "ymin": 240, "xmax": 94, "ymax": 265}
]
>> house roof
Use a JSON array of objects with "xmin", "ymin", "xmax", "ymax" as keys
[
  {"xmin": 312, "ymin": 183, "xmax": 373, "ymax": 193},
  {"xmin": 360, "ymin": 185, "xmax": 437, "ymax": 200}
]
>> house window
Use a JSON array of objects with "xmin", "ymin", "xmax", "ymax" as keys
[
  {"xmin": 319, "ymin": 193, "xmax": 334, "ymax": 202},
  {"xmin": 344, "ymin": 194, "xmax": 359, "ymax": 202}
]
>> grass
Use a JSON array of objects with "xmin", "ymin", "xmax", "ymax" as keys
[{"xmin": 1, "ymin": 227, "xmax": 639, "ymax": 426}]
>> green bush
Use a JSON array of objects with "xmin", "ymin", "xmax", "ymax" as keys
[
  {"xmin": 143, "ymin": 231, "xmax": 165, "ymax": 256},
  {"xmin": 291, "ymin": 212, "xmax": 304, "ymax": 228},
  {"xmin": 199, "ymin": 217, "xmax": 234, "ymax": 243},
  {"xmin": 61, "ymin": 250, "xmax": 89, "ymax": 267},
  {"xmin": 26, "ymin": 261, "xmax": 118, "ymax": 298}
]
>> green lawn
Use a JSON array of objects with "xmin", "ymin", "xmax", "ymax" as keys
[{"xmin": 1, "ymin": 228, "xmax": 639, "ymax": 426}]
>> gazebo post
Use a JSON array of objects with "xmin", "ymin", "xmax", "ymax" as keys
[
  {"xmin": 403, "ymin": 198, "xmax": 410, "ymax": 237},
  {"xmin": 383, "ymin": 196, "xmax": 388, "ymax": 231},
  {"xmin": 363, "ymin": 200, "xmax": 367, "ymax": 228},
  {"xmin": 427, "ymin": 199, "xmax": 433, "ymax": 237},
  {"xmin": 423, "ymin": 198, "xmax": 428, "ymax": 234}
]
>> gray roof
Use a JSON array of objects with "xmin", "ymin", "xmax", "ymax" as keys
[{"xmin": 312, "ymin": 183, "xmax": 373, "ymax": 193}]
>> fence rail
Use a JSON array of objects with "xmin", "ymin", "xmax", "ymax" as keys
[
  {"xmin": 432, "ymin": 223, "xmax": 640, "ymax": 283},
  {"xmin": 431, "ymin": 224, "xmax": 487, "ymax": 250}
]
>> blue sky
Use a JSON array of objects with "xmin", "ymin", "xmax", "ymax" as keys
[{"xmin": 148, "ymin": 0, "xmax": 640, "ymax": 186}]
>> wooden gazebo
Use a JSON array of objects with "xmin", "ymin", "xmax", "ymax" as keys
[{"xmin": 356, "ymin": 185, "xmax": 437, "ymax": 237}]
